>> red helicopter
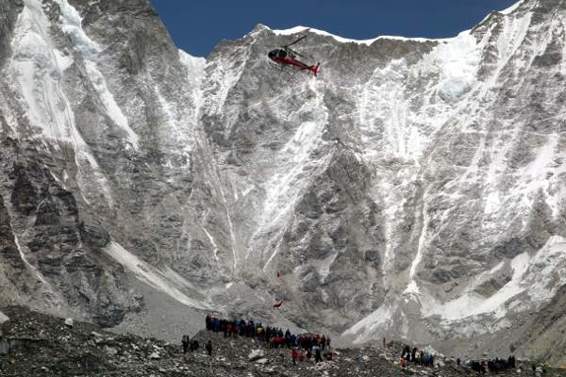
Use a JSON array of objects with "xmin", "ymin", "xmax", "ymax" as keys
[{"xmin": 268, "ymin": 34, "xmax": 320, "ymax": 77}]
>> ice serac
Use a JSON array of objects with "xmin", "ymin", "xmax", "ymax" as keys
[{"xmin": 1, "ymin": 0, "xmax": 566, "ymax": 366}]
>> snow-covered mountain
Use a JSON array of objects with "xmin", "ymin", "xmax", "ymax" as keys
[{"xmin": 1, "ymin": 0, "xmax": 565, "ymax": 365}]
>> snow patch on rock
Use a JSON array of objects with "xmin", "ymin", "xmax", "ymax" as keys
[
  {"xmin": 9, "ymin": 0, "xmax": 116, "ymax": 206},
  {"xmin": 343, "ymin": 301, "xmax": 397, "ymax": 342},
  {"xmin": 14, "ymin": 234, "xmax": 50, "ymax": 287},
  {"xmin": 414, "ymin": 237, "xmax": 566, "ymax": 332},
  {"xmin": 523, "ymin": 236, "xmax": 566, "ymax": 303},
  {"xmin": 435, "ymin": 31, "xmax": 481, "ymax": 101},
  {"xmin": 179, "ymin": 49, "xmax": 206, "ymax": 122},
  {"xmin": 421, "ymin": 252, "xmax": 531, "ymax": 321},
  {"xmin": 350, "ymin": 236, "xmax": 566, "ymax": 342},
  {"xmin": 103, "ymin": 242, "xmax": 211, "ymax": 310},
  {"xmin": 500, "ymin": 0, "xmax": 527, "ymax": 15},
  {"xmin": 12, "ymin": 0, "xmax": 77, "ymax": 143},
  {"xmin": 54, "ymin": 0, "xmax": 139, "ymax": 149},
  {"xmin": 271, "ymin": 25, "xmax": 438, "ymax": 45}
]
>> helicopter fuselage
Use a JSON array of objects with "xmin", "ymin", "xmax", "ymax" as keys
[{"xmin": 268, "ymin": 49, "xmax": 319, "ymax": 76}]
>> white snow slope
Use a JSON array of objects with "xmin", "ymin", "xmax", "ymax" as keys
[{"xmin": 103, "ymin": 242, "xmax": 211, "ymax": 310}]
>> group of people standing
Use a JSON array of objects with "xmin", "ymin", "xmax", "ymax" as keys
[
  {"xmin": 291, "ymin": 333, "xmax": 333, "ymax": 364},
  {"xmin": 188, "ymin": 315, "xmax": 541, "ymax": 373},
  {"xmin": 180, "ymin": 334, "xmax": 212, "ymax": 356},
  {"xmin": 205, "ymin": 314, "xmax": 333, "ymax": 364},
  {"xmin": 399, "ymin": 342, "xmax": 519, "ymax": 374},
  {"xmin": 468, "ymin": 356, "xmax": 517, "ymax": 374},
  {"xmin": 400, "ymin": 345, "xmax": 434, "ymax": 368}
]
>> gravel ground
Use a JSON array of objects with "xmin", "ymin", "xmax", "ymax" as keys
[{"xmin": 1, "ymin": 306, "xmax": 565, "ymax": 377}]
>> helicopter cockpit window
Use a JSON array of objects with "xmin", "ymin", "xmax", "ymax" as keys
[{"xmin": 278, "ymin": 50, "xmax": 287, "ymax": 58}]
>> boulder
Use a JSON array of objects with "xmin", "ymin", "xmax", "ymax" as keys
[
  {"xmin": 91, "ymin": 331, "xmax": 104, "ymax": 344},
  {"xmin": 64, "ymin": 318, "xmax": 74, "ymax": 328},
  {"xmin": 248, "ymin": 349, "xmax": 265, "ymax": 361},
  {"xmin": 0, "ymin": 338, "xmax": 10, "ymax": 355}
]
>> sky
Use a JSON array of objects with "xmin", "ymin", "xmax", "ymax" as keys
[{"xmin": 150, "ymin": 0, "xmax": 519, "ymax": 57}]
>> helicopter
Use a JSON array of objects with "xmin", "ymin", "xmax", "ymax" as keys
[{"xmin": 268, "ymin": 34, "xmax": 320, "ymax": 77}]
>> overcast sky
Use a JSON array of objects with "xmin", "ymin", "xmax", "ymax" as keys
[{"xmin": 150, "ymin": 0, "xmax": 519, "ymax": 57}]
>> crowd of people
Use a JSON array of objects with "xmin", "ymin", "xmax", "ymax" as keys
[
  {"xmin": 399, "ymin": 344, "xmax": 435, "ymax": 368},
  {"xmin": 468, "ymin": 356, "xmax": 517, "ymax": 374},
  {"xmin": 205, "ymin": 314, "xmax": 334, "ymax": 364},
  {"xmin": 181, "ymin": 316, "xmax": 537, "ymax": 373},
  {"xmin": 399, "ymin": 343, "xmax": 519, "ymax": 373}
]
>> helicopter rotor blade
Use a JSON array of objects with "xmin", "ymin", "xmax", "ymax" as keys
[
  {"xmin": 284, "ymin": 34, "xmax": 307, "ymax": 48},
  {"xmin": 287, "ymin": 48, "xmax": 306, "ymax": 59},
  {"xmin": 288, "ymin": 47, "xmax": 315, "ymax": 61}
]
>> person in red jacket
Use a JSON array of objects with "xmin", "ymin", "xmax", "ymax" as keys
[{"xmin": 291, "ymin": 347, "xmax": 299, "ymax": 365}]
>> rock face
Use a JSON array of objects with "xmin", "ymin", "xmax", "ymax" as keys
[{"xmin": 0, "ymin": 0, "xmax": 566, "ymax": 366}]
